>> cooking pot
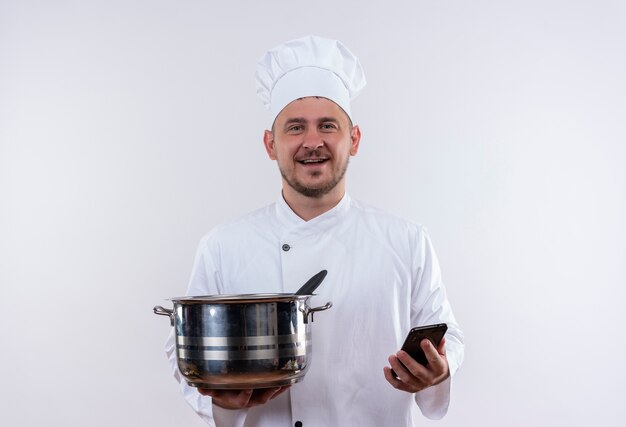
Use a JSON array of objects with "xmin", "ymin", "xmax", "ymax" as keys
[{"xmin": 154, "ymin": 294, "xmax": 332, "ymax": 389}]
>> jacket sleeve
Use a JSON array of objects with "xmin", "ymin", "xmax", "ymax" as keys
[
  {"xmin": 164, "ymin": 234, "xmax": 250, "ymax": 427},
  {"xmin": 410, "ymin": 226, "xmax": 465, "ymax": 420}
]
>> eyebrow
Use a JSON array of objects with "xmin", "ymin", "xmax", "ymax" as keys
[
  {"xmin": 283, "ymin": 117, "xmax": 306, "ymax": 127},
  {"xmin": 282, "ymin": 117, "xmax": 341, "ymax": 129},
  {"xmin": 318, "ymin": 117, "xmax": 340, "ymax": 125}
]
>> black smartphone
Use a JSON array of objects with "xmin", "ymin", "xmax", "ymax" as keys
[
  {"xmin": 401, "ymin": 323, "xmax": 448, "ymax": 365},
  {"xmin": 392, "ymin": 323, "xmax": 448, "ymax": 377}
]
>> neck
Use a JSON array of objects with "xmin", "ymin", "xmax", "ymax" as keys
[{"xmin": 281, "ymin": 182, "xmax": 345, "ymax": 221}]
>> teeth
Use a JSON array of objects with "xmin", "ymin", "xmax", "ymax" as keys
[{"xmin": 302, "ymin": 159, "xmax": 326, "ymax": 164}]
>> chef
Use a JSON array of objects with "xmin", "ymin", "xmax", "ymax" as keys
[{"xmin": 165, "ymin": 35, "xmax": 464, "ymax": 427}]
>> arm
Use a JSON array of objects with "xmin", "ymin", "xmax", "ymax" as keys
[
  {"xmin": 165, "ymin": 235, "xmax": 247, "ymax": 427},
  {"xmin": 165, "ymin": 235, "xmax": 287, "ymax": 425},
  {"xmin": 384, "ymin": 226, "xmax": 465, "ymax": 419}
]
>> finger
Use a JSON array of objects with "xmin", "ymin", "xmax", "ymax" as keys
[
  {"xmin": 387, "ymin": 354, "xmax": 412, "ymax": 383},
  {"xmin": 438, "ymin": 337, "xmax": 447, "ymax": 356},
  {"xmin": 383, "ymin": 366, "xmax": 410, "ymax": 390},
  {"xmin": 420, "ymin": 339, "xmax": 448, "ymax": 376},
  {"xmin": 250, "ymin": 387, "xmax": 283, "ymax": 406},
  {"xmin": 389, "ymin": 354, "xmax": 430, "ymax": 390},
  {"xmin": 235, "ymin": 389, "xmax": 254, "ymax": 407},
  {"xmin": 272, "ymin": 386, "xmax": 291, "ymax": 399},
  {"xmin": 204, "ymin": 389, "xmax": 253, "ymax": 410},
  {"xmin": 197, "ymin": 388, "xmax": 215, "ymax": 397},
  {"xmin": 396, "ymin": 350, "xmax": 429, "ymax": 380},
  {"xmin": 383, "ymin": 366, "xmax": 422, "ymax": 393},
  {"xmin": 420, "ymin": 339, "xmax": 441, "ymax": 366}
]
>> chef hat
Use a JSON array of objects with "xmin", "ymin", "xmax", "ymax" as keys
[{"xmin": 255, "ymin": 35, "xmax": 366, "ymax": 123}]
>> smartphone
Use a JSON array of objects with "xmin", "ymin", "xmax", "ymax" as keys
[
  {"xmin": 392, "ymin": 323, "xmax": 448, "ymax": 377},
  {"xmin": 401, "ymin": 323, "xmax": 448, "ymax": 365}
]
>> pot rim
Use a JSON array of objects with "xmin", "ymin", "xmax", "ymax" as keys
[{"xmin": 170, "ymin": 293, "xmax": 313, "ymax": 304}]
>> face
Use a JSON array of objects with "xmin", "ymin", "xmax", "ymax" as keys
[{"xmin": 263, "ymin": 97, "xmax": 361, "ymax": 199}]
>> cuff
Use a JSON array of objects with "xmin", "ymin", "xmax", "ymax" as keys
[
  {"xmin": 212, "ymin": 404, "xmax": 249, "ymax": 427},
  {"xmin": 414, "ymin": 376, "xmax": 451, "ymax": 420}
]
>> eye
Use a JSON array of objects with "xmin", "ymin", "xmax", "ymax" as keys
[
  {"xmin": 320, "ymin": 123, "xmax": 338, "ymax": 131},
  {"xmin": 287, "ymin": 125, "xmax": 303, "ymax": 133}
]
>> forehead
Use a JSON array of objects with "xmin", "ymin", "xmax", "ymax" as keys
[{"xmin": 274, "ymin": 97, "xmax": 350, "ymax": 125}]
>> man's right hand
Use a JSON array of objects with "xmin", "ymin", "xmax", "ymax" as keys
[{"xmin": 198, "ymin": 386, "xmax": 290, "ymax": 410}]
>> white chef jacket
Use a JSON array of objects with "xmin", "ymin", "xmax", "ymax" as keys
[{"xmin": 165, "ymin": 193, "xmax": 464, "ymax": 427}]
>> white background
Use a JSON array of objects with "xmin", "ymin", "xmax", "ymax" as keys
[{"xmin": 1, "ymin": 1, "xmax": 625, "ymax": 426}]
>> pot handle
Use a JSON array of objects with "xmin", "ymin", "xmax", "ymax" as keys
[
  {"xmin": 153, "ymin": 305, "xmax": 175, "ymax": 326},
  {"xmin": 305, "ymin": 301, "xmax": 332, "ymax": 324}
]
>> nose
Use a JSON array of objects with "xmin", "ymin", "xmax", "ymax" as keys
[{"xmin": 302, "ymin": 129, "xmax": 324, "ymax": 150}]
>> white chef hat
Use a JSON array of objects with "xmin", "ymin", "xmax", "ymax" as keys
[{"xmin": 255, "ymin": 35, "xmax": 366, "ymax": 123}]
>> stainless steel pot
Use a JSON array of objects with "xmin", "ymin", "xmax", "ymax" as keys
[{"xmin": 154, "ymin": 294, "xmax": 332, "ymax": 389}]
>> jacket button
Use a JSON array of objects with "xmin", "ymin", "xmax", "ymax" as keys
[
  {"xmin": 282, "ymin": 244, "xmax": 291, "ymax": 252},
  {"xmin": 295, "ymin": 422, "xmax": 303, "ymax": 427}
]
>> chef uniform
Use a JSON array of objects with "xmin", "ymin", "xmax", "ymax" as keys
[{"xmin": 165, "ymin": 35, "xmax": 464, "ymax": 427}]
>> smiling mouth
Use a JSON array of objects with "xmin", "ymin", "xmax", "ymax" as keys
[{"xmin": 298, "ymin": 158, "xmax": 329, "ymax": 165}]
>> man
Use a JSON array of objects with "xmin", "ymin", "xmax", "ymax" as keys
[{"xmin": 165, "ymin": 35, "xmax": 464, "ymax": 427}]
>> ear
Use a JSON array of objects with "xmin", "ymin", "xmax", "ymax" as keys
[
  {"xmin": 263, "ymin": 129, "xmax": 277, "ymax": 160},
  {"xmin": 349, "ymin": 125, "xmax": 361, "ymax": 156}
]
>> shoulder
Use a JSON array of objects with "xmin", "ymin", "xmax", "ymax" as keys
[
  {"xmin": 345, "ymin": 198, "xmax": 434, "ymax": 266},
  {"xmin": 348, "ymin": 197, "xmax": 428, "ymax": 238},
  {"xmin": 197, "ymin": 203, "xmax": 277, "ymax": 249}
]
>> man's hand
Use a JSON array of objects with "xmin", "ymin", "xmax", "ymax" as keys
[
  {"xmin": 198, "ymin": 386, "xmax": 290, "ymax": 410},
  {"xmin": 383, "ymin": 337, "xmax": 449, "ymax": 393}
]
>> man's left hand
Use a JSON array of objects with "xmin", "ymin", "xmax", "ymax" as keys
[{"xmin": 383, "ymin": 337, "xmax": 449, "ymax": 393}]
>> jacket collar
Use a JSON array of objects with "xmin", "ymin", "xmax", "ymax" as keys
[{"xmin": 276, "ymin": 192, "xmax": 351, "ymax": 231}]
